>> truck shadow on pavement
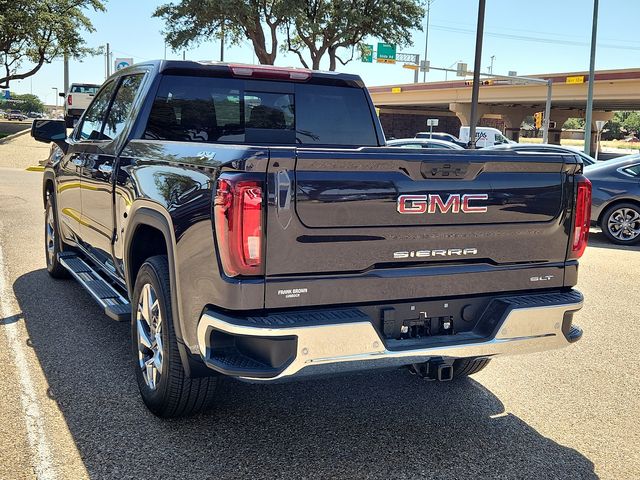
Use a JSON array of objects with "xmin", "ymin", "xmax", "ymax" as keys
[{"xmin": 13, "ymin": 269, "xmax": 598, "ymax": 480}]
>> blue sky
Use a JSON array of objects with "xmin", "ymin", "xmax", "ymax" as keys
[{"xmin": 9, "ymin": 0, "xmax": 640, "ymax": 105}]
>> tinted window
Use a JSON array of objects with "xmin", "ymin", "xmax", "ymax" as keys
[
  {"xmin": 78, "ymin": 81, "xmax": 116, "ymax": 140},
  {"xmin": 103, "ymin": 74, "xmax": 144, "ymax": 140},
  {"xmin": 295, "ymin": 84, "xmax": 377, "ymax": 145},
  {"xmin": 144, "ymin": 75, "xmax": 377, "ymax": 146}
]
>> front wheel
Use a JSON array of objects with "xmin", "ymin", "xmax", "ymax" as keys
[
  {"xmin": 44, "ymin": 194, "xmax": 69, "ymax": 278},
  {"xmin": 132, "ymin": 255, "xmax": 218, "ymax": 417},
  {"xmin": 601, "ymin": 203, "xmax": 640, "ymax": 245}
]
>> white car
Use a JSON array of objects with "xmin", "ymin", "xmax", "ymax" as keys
[
  {"xmin": 387, "ymin": 138, "xmax": 465, "ymax": 150},
  {"xmin": 61, "ymin": 83, "xmax": 100, "ymax": 127}
]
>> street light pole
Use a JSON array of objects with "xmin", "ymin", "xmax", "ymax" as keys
[
  {"xmin": 584, "ymin": 0, "xmax": 599, "ymax": 155},
  {"xmin": 422, "ymin": 0, "xmax": 434, "ymax": 83},
  {"xmin": 52, "ymin": 88, "xmax": 58, "ymax": 108},
  {"xmin": 468, "ymin": 0, "xmax": 486, "ymax": 149}
]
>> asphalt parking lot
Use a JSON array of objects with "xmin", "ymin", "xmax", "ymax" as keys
[{"xmin": 0, "ymin": 139, "xmax": 638, "ymax": 479}]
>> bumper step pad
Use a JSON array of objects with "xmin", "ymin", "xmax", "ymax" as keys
[{"xmin": 59, "ymin": 253, "xmax": 130, "ymax": 321}]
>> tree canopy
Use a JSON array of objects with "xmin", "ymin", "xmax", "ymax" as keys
[
  {"xmin": 154, "ymin": 0, "xmax": 290, "ymax": 65},
  {"xmin": 5, "ymin": 93, "xmax": 45, "ymax": 113},
  {"xmin": 286, "ymin": 0, "xmax": 424, "ymax": 70},
  {"xmin": 0, "ymin": 0, "xmax": 105, "ymax": 88},
  {"xmin": 154, "ymin": 0, "xmax": 425, "ymax": 70}
]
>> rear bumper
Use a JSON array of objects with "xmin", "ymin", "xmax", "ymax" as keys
[{"xmin": 197, "ymin": 290, "xmax": 583, "ymax": 381}]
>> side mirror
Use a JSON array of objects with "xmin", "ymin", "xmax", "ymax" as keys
[
  {"xmin": 31, "ymin": 119, "xmax": 67, "ymax": 152},
  {"xmin": 58, "ymin": 92, "xmax": 66, "ymax": 97}
]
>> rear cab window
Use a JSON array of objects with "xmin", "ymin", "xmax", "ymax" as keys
[
  {"xmin": 70, "ymin": 85, "xmax": 99, "ymax": 94},
  {"xmin": 143, "ymin": 75, "xmax": 379, "ymax": 147}
]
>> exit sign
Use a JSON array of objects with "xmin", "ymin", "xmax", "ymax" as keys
[
  {"xmin": 377, "ymin": 43, "xmax": 396, "ymax": 61},
  {"xmin": 360, "ymin": 44, "xmax": 373, "ymax": 63}
]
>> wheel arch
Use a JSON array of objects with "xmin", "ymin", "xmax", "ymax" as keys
[
  {"xmin": 42, "ymin": 171, "xmax": 56, "ymax": 207},
  {"xmin": 125, "ymin": 205, "xmax": 200, "ymax": 376}
]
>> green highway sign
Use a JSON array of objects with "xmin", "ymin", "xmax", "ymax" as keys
[
  {"xmin": 361, "ymin": 44, "xmax": 374, "ymax": 63},
  {"xmin": 377, "ymin": 42, "xmax": 396, "ymax": 61}
]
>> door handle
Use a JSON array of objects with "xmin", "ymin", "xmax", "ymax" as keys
[
  {"xmin": 72, "ymin": 158, "xmax": 84, "ymax": 167},
  {"xmin": 98, "ymin": 164, "xmax": 113, "ymax": 174}
]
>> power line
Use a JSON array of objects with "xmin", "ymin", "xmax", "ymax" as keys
[{"xmin": 430, "ymin": 24, "xmax": 640, "ymax": 51}]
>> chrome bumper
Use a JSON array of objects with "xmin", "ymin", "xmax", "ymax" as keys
[{"xmin": 197, "ymin": 292, "xmax": 583, "ymax": 381}]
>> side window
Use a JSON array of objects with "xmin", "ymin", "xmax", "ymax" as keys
[
  {"xmin": 103, "ymin": 74, "xmax": 145, "ymax": 140},
  {"xmin": 622, "ymin": 164, "xmax": 640, "ymax": 177},
  {"xmin": 77, "ymin": 81, "xmax": 116, "ymax": 141}
]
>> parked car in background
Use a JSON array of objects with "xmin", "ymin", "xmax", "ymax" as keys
[
  {"xmin": 415, "ymin": 131, "xmax": 467, "ymax": 148},
  {"xmin": 459, "ymin": 126, "xmax": 513, "ymax": 148},
  {"xmin": 27, "ymin": 111, "xmax": 44, "ymax": 119},
  {"xmin": 487, "ymin": 143, "xmax": 597, "ymax": 166},
  {"xmin": 61, "ymin": 83, "xmax": 100, "ymax": 127},
  {"xmin": 585, "ymin": 153, "xmax": 640, "ymax": 245},
  {"xmin": 387, "ymin": 138, "xmax": 465, "ymax": 150},
  {"xmin": 7, "ymin": 110, "xmax": 26, "ymax": 121}
]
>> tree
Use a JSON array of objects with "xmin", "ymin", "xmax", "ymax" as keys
[
  {"xmin": 562, "ymin": 118, "xmax": 585, "ymax": 130},
  {"xmin": 8, "ymin": 93, "xmax": 45, "ymax": 113},
  {"xmin": 286, "ymin": 0, "xmax": 425, "ymax": 71},
  {"xmin": 154, "ymin": 0, "xmax": 290, "ymax": 65},
  {"xmin": 622, "ymin": 111, "xmax": 640, "ymax": 136},
  {"xmin": 0, "ymin": 0, "xmax": 105, "ymax": 88},
  {"xmin": 154, "ymin": 0, "xmax": 425, "ymax": 71}
]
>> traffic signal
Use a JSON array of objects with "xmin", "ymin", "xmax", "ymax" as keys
[{"xmin": 534, "ymin": 112, "xmax": 543, "ymax": 129}]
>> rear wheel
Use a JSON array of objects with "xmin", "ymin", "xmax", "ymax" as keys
[
  {"xmin": 44, "ymin": 193, "xmax": 69, "ymax": 279},
  {"xmin": 132, "ymin": 255, "xmax": 218, "ymax": 417},
  {"xmin": 601, "ymin": 203, "xmax": 640, "ymax": 245}
]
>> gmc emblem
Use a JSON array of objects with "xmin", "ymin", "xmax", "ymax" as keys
[{"xmin": 397, "ymin": 194, "xmax": 489, "ymax": 214}]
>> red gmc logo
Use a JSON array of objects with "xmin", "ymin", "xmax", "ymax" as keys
[{"xmin": 397, "ymin": 194, "xmax": 489, "ymax": 214}]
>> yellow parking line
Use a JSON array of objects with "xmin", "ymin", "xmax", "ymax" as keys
[{"xmin": 25, "ymin": 166, "xmax": 45, "ymax": 172}]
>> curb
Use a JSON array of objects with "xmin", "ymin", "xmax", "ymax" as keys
[{"xmin": 0, "ymin": 128, "xmax": 30, "ymax": 145}]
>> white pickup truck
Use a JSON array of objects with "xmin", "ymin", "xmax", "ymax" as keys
[{"xmin": 60, "ymin": 83, "xmax": 100, "ymax": 127}]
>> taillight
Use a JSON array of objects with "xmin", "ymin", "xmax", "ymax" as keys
[
  {"xmin": 570, "ymin": 176, "xmax": 592, "ymax": 259},
  {"xmin": 214, "ymin": 176, "xmax": 263, "ymax": 277},
  {"xmin": 67, "ymin": 95, "xmax": 72, "ymax": 106}
]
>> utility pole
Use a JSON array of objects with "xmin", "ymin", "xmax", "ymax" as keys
[
  {"xmin": 468, "ymin": 0, "xmax": 486, "ymax": 149},
  {"xmin": 63, "ymin": 52, "xmax": 69, "ymax": 95},
  {"xmin": 105, "ymin": 43, "xmax": 111, "ymax": 77},
  {"xmin": 220, "ymin": 22, "xmax": 225, "ymax": 62},
  {"xmin": 584, "ymin": 0, "xmax": 599, "ymax": 155},
  {"xmin": 52, "ymin": 88, "xmax": 58, "ymax": 108},
  {"xmin": 422, "ymin": 0, "xmax": 434, "ymax": 82},
  {"xmin": 488, "ymin": 55, "xmax": 495, "ymax": 74}
]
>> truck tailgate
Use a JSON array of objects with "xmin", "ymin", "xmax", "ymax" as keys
[{"xmin": 264, "ymin": 148, "xmax": 577, "ymax": 308}]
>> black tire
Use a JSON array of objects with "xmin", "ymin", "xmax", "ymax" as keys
[
  {"xmin": 64, "ymin": 115, "xmax": 74, "ymax": 128},
  {"xmin": 131, "ymin": 255, "xmax": 218, "ymax": 417},
  {"xmin": 601, "ymin": 202, "xmax": 640, "ymax": 245},
  {"xmin": 452, "ymin": 357, "xmax": 491, "ymax": 377},
  {"xmin": 44, "ymin": 193, "xmax": 69, "ymax": 279}
]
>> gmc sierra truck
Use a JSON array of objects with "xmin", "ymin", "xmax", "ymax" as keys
[{"xmin": 31, "ymin": 61, "xmax": 589, "ymax": 418}]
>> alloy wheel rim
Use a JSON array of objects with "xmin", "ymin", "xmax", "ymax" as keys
[
  {"xmin": 136, "ymin": 283, "xmax": 164, "ymax": 390},
  {"xmin": 46, "ymin": 205, "xmax": 55, "ymax": 265},
  {"xmin": 607, "ymin": 207, "xmax": 640, "ymax": 241}
]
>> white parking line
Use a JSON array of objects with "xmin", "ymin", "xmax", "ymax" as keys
[{"xmin": 0, "ymin": 230, "xmax": 57, "ymax": 480}]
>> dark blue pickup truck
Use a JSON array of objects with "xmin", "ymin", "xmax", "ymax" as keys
[{"xmin": 31, "ymin": 61, "xmax": 589, "ymax": 417}]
